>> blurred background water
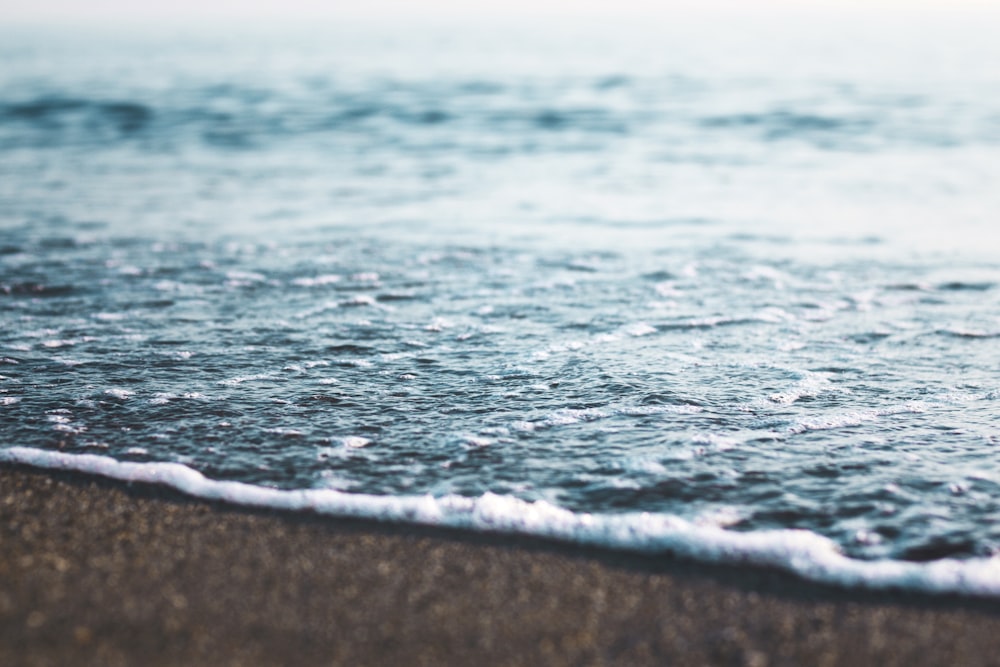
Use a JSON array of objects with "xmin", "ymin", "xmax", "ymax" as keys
[{"xmin": 2, "ymin": 13, "xmax": 1000, "ymax": 562}]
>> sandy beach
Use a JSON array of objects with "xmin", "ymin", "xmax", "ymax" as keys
[{"xmin": 2, "ymin": 463, "xmax": 999, "ymax": 666}]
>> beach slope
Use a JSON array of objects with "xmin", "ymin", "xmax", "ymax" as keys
[{"xmin": 2, "ymin": 464, "xmax": 999, "ymax": 666}]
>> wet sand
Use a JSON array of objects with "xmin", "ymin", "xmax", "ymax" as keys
[{"xmin": 2, "ymin": 463, "xmax": 999, "ymax": 666}]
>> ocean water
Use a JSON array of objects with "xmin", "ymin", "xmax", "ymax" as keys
[{"xmin": 3, "ymin": 14, "xmax": 1000, "ymax": 594}]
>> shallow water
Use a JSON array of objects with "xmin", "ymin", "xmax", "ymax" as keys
[{"xmin": 2, "ymin": 16, "xmax": 1000, "ymax": 586}]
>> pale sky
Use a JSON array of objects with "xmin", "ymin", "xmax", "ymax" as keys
[{"xmin": 4, "ymin": 0, "xmax": 999, "ymax": 22}]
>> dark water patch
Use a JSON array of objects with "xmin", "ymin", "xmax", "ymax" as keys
[
  {"xmin": 803, "ymin": 464, "xmax": 842, "ymax": 479},
  {"xmin": 136, "ymin": 299, "xmax": 175, "ymax": 308},
  {"xmin": 3, "ymin": 97, "xmax": 88, "ymax": 120},
  {"xmin": 0, "ymin": 282, "xmax": 75, "ymax": 297},
  {"xmin": 901, "ymin": 538, "xmax": 980, "ymax": 562},
  {"xmin": 100, "ymin": 102, "xmax": 152, "ymax": 133},
  {"xmin": 849, "ymin": 332, "xmax": 892, "ymax": 344},
  {"xmin": 535, "ymin": 110, "xmax": 568, "ymax": 130},
  {"xmin": 151, "ymin": 265, "xmax": 188, "ymax": 277},
  {"xmin": 334, "ymin": 106, "xmax": 380, "ymax": 123},
  {"xmin": 74, "ymin": 220, "xmax": 108, "ymax": 231},
  {"xmin": 582, "ymin": 478, "xmax": 727, "ymax": 509},
  {"xmin": 394, "ymin": 109, "xmax": 450, "ymax": 125},
  {"xmin": 639, "ymin": 393, "xmax": 701, "ymax": 407},
  {"xmin": 701, "ymin": 110, "xmax": 873, "ymax": 144},
  {"xmin": 38, "ymin": 236, "xmax": 79, "ymax": 250},
  {"xmin": 325, "ymin": 344, "xmax": 376, "ymax": 354},
  {"xmin": 480, "ymin": 107, "xmax": 627, "ymax": 134},
  {"xmin": 375, "ymin": 292, "xmax": 419, "ymax": 303},
  {"xmin": 937, "ymin": 281, "xmax": 995, "ymax": 292},
  {"xmin": 750, "ymin": 508, "xmax": 813, "ymax": 529},
  {"xmin": 202, "ymin": 129, "xmax": 254, "ymax": 149},
  {"xmin": 305, "ymin": 394, "xmax": 356, "ymax": 406},
  {"xmin": 146, "ymin": 338, "xmax": 192, "ymax": 346},
  {"xmin": 2, "ymin": 97, "xmax": 152, "ymax": 134},
  {"xmin": 703, "ymin": 110, "xmax": 851, "ymax": 131}
]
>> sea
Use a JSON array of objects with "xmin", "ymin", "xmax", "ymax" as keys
[{"xmin": 2, "ymin": 11, "xmax": 1000, "ymax": 595}]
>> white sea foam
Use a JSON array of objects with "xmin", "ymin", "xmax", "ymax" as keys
[
  {"xmin": 104, "ymin": 388, "xmax": 135, "ymax": 400},
  {"xmin": 4, "ymin": 446, "xmax": 1000, "ymax": 598},
  {"xmin": 765, "ymin": 373, "xmax": 833, "ymax": 406},
  {"xmin": 291, "ymin": 274, "xmax": 342, "ymax": 287},
  {"xmin": 218, "ymin": 373, "xmax": 280, "ymax": 386},
  {"xmin": 624, "ymin": 323, "xmax": 657, "ymax": 337},
  {"xmin": 787, "ymin": 403, "xmax": 926, "ymax": 435},
  {"xmin": 339, "ymin": 436, "xmax": 372, "ymax": 449},
  {"xmin": 42, "ymin": 339, "xmax": 75, "ymax": 349}
]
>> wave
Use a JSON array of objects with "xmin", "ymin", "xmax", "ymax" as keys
[
  {"xmin": 2, "ymin": 87, "xmax": 984, "ymax": 152},
  {"xmin": 3, "ymin": 97, "xmax": 152, "ymax": 128},
  {"xmin": 3, "ymin": 446, "xmax": 1000, "ymax": 598},
  {"xmin": 938, "ymin": 328, "xmax": 1000, "ymax": 340},
  {"xmin": 1, "ymin": 97, "xmax": 152, "ymax": 134},
  {"xmin": 700, "ymin": 110, "xmax": 875, "ymax": 145}
]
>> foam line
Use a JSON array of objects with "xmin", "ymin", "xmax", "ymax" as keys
[{"xmin": 4, "ymin": 446, "xmax": 1000, "ymax": 597}]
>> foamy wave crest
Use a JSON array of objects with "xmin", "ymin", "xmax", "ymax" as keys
[{"xmin": 4, "ymin": 446, "xmax": 1000, "ymax": 597}]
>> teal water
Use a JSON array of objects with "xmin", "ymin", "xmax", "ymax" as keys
[{"xmin": 2, "ymin": 16, "xmax": 1000, "ymax": 577}]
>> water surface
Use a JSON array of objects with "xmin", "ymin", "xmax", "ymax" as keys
[{"xmin": 2, "ymin": 15, "xmax": 1000, "ymax": 587}]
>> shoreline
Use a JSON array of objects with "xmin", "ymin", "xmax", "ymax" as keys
[{"xmin": 2, "ymin": 463, "xmax": 999, "ymax": 665}]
